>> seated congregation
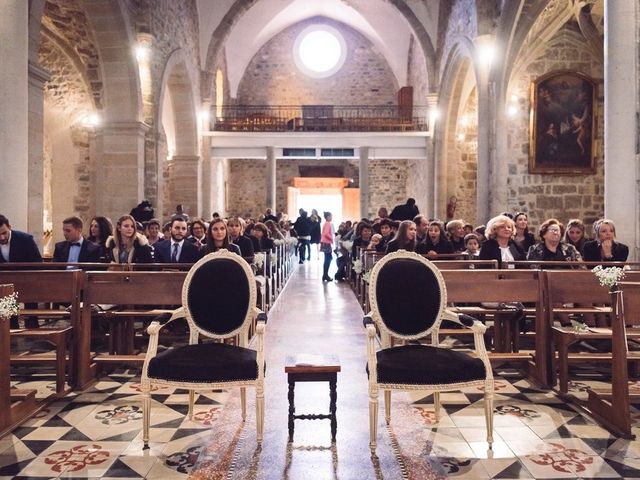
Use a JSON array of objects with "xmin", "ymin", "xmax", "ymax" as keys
[{"xmin": 0, "ymin": 200, "xmax": 638, "ymax": 471}]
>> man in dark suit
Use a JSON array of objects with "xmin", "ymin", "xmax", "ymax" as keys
[
  {"xmin": 389, "ymin": 198, "xmax": 420, "ymax": 221},
  {"xmin": 0, "ymin": 214, "xmax": 43, "ymax": 327},
  {"xmin": 154, "ymin": 217, "xmax": 201, "ymax": 264},
  {"xmin": 53, "ymin": 216, "xmax": 101, "ymax": 264},
  {"xmin": 0, "ymin": 214, "xmax": 42, "ymax": 263}
]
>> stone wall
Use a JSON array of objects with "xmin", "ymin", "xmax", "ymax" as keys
[
  {"xmin": 453, "ymin": 91, "xmax": 478, "ymax": 224},
  {"xmin": 227, "ymin": 159, "xmax": 361, "ymax": 218},
  {"xmin": 236, "ymin": 17, "xmax": 398, "ymax": 105},
  {"xmin": 368, "ymin": 159, "xmax": 408, "ymax": 219},
  {"xmin": 506, "ymin": 28, "xmax": 604, "ymax": 234}
]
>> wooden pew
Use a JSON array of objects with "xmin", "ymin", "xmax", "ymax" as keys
[
  {"xmin": 0, "ymin": 270, "xmax": 82, "ymax": 395},
  {"xmin": 440, "ymin": 269, "xmax": 549, "ymax": 385},
  {"xmin": 544, "ymin": 270, "xmax": 640, "ymax": 395},
  {"xmin": 0, "ymin": 284, "xmax": 41, "ymax": 437},
  {"xmin": 583, "ymin": 282, "xmax": 640, "ymax": 438},
  {"xmin": 78, "ymin": 271, "xmax": 186, "ymax": 388}
]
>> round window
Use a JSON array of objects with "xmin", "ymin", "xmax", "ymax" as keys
[{"xmin": 293, "ymin": 25, "xmax": 346, "ymax": 78}]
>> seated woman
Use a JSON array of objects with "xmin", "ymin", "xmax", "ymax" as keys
[
  {"xmin": 228, "ymin": 217, "xmax": 254, "ymax": 258},
  {"xmin": 478, "ymin": 215, "xmax": 525, "ymax": 268},
  {"xmin": 385, "ymin": 220, "xmax": 417, "ymax": 253},
  {"xmin": 265, "ymin": 219, "xmax": 285, "ymax": 241},
  {"xmin": 582, "ymin": 219, "xmax": 629, "ymax": 262},
  {"xmin": 145, "ymin": 218, "xmax": 163, "ymax": 246},
  {"xmin": 526, "ymin": 218, "xmax": 582, "ymax": 263},
  {"xmin": 203, "ymin": 218, "xmax": 241, "ymax": 255},
  {"xmin": 445, "ymin": 219, "xmax": 466, "ymax": 252},
  {"xmin": 252, "ymin": 222, "xmax": 275, "ymax": 252},
  {"xmin": 105, "ymin": 214, "xmax": 153, "ymax": 264},
  {"xmin": 187, "ymin": 218, "xmax": 207, "ymax": 249},
  {"xmin": 416, "ymin": 221, "xmax": 454, "ymax": 257},
  {"xmin": 88, "ymin": 215, "xmax": 113, "ymax": 261},
  {"xmin": 513, "ymin": 212, "xmax": 536, "ymax": 253},
  {"xmin": 563, "ymin": 218, "xmax": 588, "ymax": 254}
]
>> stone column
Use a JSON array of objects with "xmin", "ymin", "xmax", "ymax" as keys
[
  {"xmin": 168, "ymin": 155, "xmax": 201, "ymax": 219},
  {"xmin": 474, "ymin": 35, "xmax": 494, "ymax": 224},
  {"xmin": 425, "ymin": 93, "xmax": 438, "ymax": 218},
  {"xmin": 604, "ymin": 0, "xmax": 639, "ymax": 259},
  {"xmin": 266, "ymin": 146, "xmax": 277, "ymax": 212},
  {"xmin": 28, "ymin": 61, "xmax": 50, "ymax": 245},
  {"xmin": 201, "ymin": 135, "xmax": 214, "ymax": 219},
  {"xmin": 0, "ymin": 1, "xmax": 28, "ymax": 229},
  {"xmin": 93, "ymin": 121, "xmax": 149, "ymax": 222},
  {"xmin": 359, "ymin": 147, "xmax": 370, "ymax": 219}
]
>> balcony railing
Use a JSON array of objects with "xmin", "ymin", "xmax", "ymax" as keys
[{"xmin": 211, "ymin": 105, "xmax": 429, "ymax": 133}]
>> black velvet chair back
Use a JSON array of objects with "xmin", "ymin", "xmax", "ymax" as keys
[
  {"xmin": 370, "ymin": 251, "xmax": 446, "ymax": 338},
  {"xmin": 183, "ymin": 251, "xmax": 255, "ymax": 337}
]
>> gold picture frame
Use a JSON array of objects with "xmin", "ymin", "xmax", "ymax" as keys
[{"xmin": 529, "ymin": 70, "xmax": 597, "ymax": 174}]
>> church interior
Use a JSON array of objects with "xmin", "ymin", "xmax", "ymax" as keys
[{"xmin": 1, "ymin": 0, "xmax": 640, "ymax": 478}]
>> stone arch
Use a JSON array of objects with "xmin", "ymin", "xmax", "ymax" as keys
[
  {"xmin": 157, "ymin": 49, "xmax": 199, "ymax": 157},
  {"xmin": 84, "ymin": 0, "xmax": 141, "ymax": 122},
  {"xmin": 202, "ymin": 0, "xmax": 437, "ymax": 97},
  {"xmin": 157, "ymin": 49, "xmax": 200, "ymax": 219},
  {"xmin": 434, "ymin": 40, "xmax": 479, "ymax": 222}
]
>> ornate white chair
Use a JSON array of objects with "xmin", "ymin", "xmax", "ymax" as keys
[
  {"xmin": 365, "ymin": 250, "xmax": 494, "ymax": 449},
  {"xmin": 141, "ymin": 250, "xmax": 266, "ymax": 448}
]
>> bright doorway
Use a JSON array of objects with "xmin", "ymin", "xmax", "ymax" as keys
[{"xmin": 298, "ymin": 193, "xmax": 343, "ymax": 225}]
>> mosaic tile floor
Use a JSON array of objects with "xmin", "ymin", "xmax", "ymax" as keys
[{"xmin": 4, "ymin": 262, "xmax": 640, "ymax": 479}]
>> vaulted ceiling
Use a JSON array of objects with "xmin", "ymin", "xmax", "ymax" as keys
[{"xmin": 196, "ymin": 0, "xmax": 439, "ymax": 97}]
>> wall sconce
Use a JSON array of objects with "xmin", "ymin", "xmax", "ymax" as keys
[
  {"xmin": 79, "ymin": 112, "xmax": 101, "ymax": 128},
  {"xmin": 135, "ymin": 44, "xmax": 150, "ymax": 63},
  {"xmin": 455, "ymin": 114, "xmax": 477, "ymax": 147},
  {"xmin": 506, "ymin": 94, "xmax": 520, "ymax": 117},
  {"xmin": 475, "ymin": 35, "xmax": 497, "ymax": 71}
]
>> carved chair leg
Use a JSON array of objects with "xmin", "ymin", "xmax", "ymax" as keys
[
  {"xmin": 484, "ymin": 389, "xmax": 494, "ymax": 448},
  {"xmin": 434, "ymin": 391, "xmax": 441, "ymax": 422},
  {"xmin": 241, "ymin": 387, "xmax": 247, "ymax": 421},
  {"xmin": 369, "ymin": 387, "xmax": 378, "ymax": 449},
  {"xmin": 188, "ymin": 390, "xmax": 195, "ymax": 420},
  {"xmin": 142, "ymin": 390, "xmax": 151, "ymax": 450},
  {"xmin": 256, "ymin": 383, "xmax": 264, "ymax": 444},
  {"xmin": 384, "ymin": 390, "xmax": 391, "ymax": 424}
]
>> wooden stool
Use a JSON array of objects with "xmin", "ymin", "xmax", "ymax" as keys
[{"xmin": 285, "ymin": 354, "xmax": 341, "ymax": 443}]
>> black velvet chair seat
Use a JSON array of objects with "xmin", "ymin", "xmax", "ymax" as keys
[
  {"xmin": 148, "ymin": 343, "xmax": 258, "ymax": 383},
  {"xmin": 369, "ymin": 344, "xmax": 485, "ymax": 385}
]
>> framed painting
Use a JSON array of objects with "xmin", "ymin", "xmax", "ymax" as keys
[{"xmin": 529, "ymin": 71, "xmax": 597, "ymax": 174}]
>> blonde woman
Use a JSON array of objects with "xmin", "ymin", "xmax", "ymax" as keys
[
  {"xmin": 478, "ymin": 214, "xmax": 525, "ymax": 268},
  {"xmin": 105, "ymin": 214, "xmax": 153, "ymax": 264}
]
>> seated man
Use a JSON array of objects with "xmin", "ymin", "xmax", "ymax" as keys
[
  {"xmin": 154, "ymin": 217, "xmax": 202, "ymax": 264},
  {"xmin": 53, "ymin": 216, "xmax": 101, "ymax": 264},
  {"xmin": 0, "ymin": 214, "xmax": 43, "ymax": 327}
]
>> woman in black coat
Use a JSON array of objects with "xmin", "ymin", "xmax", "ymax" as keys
[
  {"xmin": 582, "ymin": 219, "xmax": 629, "ymax": 262},
  {"xmin": 385, "ymin": 220, "xmax": 417, "ymax": 253},
  {"xmin": 478, "ymin": 215, "xmax": 525, "ymax": 268}
]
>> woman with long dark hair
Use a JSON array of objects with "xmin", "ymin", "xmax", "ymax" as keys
[
  {"xmin": 204, "ymin": 218, "xmax": 241, "ymax": 255},
  {"xmin": 385, "ymin": 220, "xmax": 417, "ymax": 253},
  {"xmin": 88, "ymin": 216, "xmax": 113, "ymax": 261}
]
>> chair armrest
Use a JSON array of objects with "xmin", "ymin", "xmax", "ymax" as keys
[
  {"xmin": 442, "ymin": 309, "xmax": 486, "ymax": 334},
  {"xmin": 256, "ymin": 311, "xmax": 268, "ymax": 324},
  {"xmin": 146, "ymin": 307, "xmax": 185, "ymax": 336},
  {"xmin": 363, "ymin": 315, "xmax": 374, "ymax": 328}
]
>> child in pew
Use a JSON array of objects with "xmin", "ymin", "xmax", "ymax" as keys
[
  {"xmin": 462, "ymin": 233, "xmax": 480, "ymax": 260},
  {"xmin": 367, "ymin": 234, "xmax": 382, "ymax": 251}
]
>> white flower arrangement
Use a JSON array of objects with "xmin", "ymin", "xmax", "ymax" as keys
[
  {"xmin": 0, "ymin": 292, "xmax": 18, "ymax": 321},
  {"xmin": 341, "ymin": 240, "xmax": 353, "ymax": 251},
  {"xmin": 271, "ymin": 252, "xmax": 278, "ymax": 264},
  {"xmin": 362, "ymin": 271, "xmax": 371, "ymax": 284},
  {"xmin": 592, "ymin": 265, "xmax": 625, "ymax": 291},
  {"xmin": 253, "ymin": 252, "xmax": 265, "ymax": 269},
  {"xmin": 353, "ymin": 259, "xmax": 363, "ymax": 275},
  {"xmin": 286, "ymin": 237, "xmax": 298, "ymax": 247},
  {"xmin": 273, "ymin": 239, "xmax": 284, "ymax": 246}
]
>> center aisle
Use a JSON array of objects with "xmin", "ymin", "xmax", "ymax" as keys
[{"xmin": 250, "ymin": 260, "xmax": 404, "ymax": 478}]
